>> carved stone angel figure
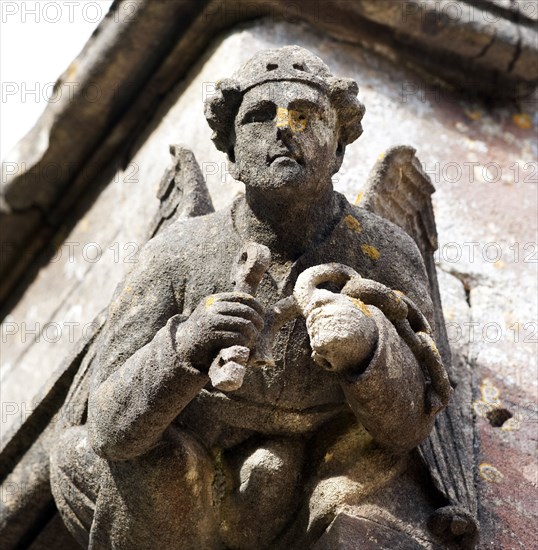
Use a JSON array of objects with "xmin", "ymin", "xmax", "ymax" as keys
[{"xmin": 49, "ymin": 46, "xmax": 478, "ymax": 549}]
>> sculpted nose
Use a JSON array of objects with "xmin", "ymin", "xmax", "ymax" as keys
[
  {"xmin": 276, "ymin": 107, "xmax": 292, "ymax": 134},
  {"xmin": 275, "ymin": 107, "xmax": 306, "ymax": 136}
]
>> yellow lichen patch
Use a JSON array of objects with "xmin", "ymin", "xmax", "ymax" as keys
[
  {"xmin": 472, "ymin": 378, "xmax": 502, "ymax": 415},
  {"xmin": 324, "ymin": 452, "xmax": 334, "ymax": 463},
  {"xmin": 276, "ymin": 107, "xmax": 306, "ymax": 133},
  {"xmin": 377, "ymin": 152, "xmax": 386, "ymax": 161},
  {"xmin": 276, "ymin": 107, "xmax": 289, "ymax": 127},
  {"xmin": 464, "ymin": 110, "xmax": 482, "ymax": 121},
  {"xmin": 350, "ymin": 298, "xmax": 372, "ymax": 316},
  {"xmin": 354, "ymin": 191, "xmax": 363, "ymax": 205},
  {"xmin": 480, "ymin": 378, "xmax": 500, "ymax": 404},
  {"xmin": 185, "ymin": 467, "xmax": 199, "ymax": 484},
  {"xmin": 344, "ymin": 215, "xmax": 362, "ymax": 233},
  {"xmin": 494, "ymin": 260, "xmax": 506, "ymax": 270},
  {"xmin": 512, "ymin": 113, "xmax": 532, "ymax": 130},
  {"xmin": 473, "ymin": 378, "xmax": 508, "ymax": 421},
  {"xmin": 205, "ymin": 296, "xmax": 216, "ymax": 308},
  {"xmin": 361, "ymin": 244, "xmax": 381, "ymax": 260},
  {"xmin": 479, "ymin": 463, "xmax": 503, "ymax": 484},
  {"xmin": 473, "ymin": 400, "xmax": 494, "ymax": 418}
]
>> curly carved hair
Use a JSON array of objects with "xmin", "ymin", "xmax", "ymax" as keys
[{"xmin": 204, "ymin": 46, "xmax": 365, "ymax": 162}]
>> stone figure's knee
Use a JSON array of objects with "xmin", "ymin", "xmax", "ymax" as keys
[
  {"xmin": 106, "ymin": 426, "xmax": 216, "ymax": 508},
  {"xmin": 234, "ymin": 437, "xmax": 304, "ymax": 493},
  {"xmin": 90, "ymin": 427, "xmax": 221, "ymax": 547},
  {"xmin": 219, "ymin": 437, "xmax": 305, "ymax": 548}
]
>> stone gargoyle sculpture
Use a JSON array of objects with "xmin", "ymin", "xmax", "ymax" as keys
[{"xmin": 47, "ymin": 46, "xmax": 479, "ymax": 549}]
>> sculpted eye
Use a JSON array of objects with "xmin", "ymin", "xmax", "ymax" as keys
[
  {"xmin": 242, "ymin": 102, "xmax": 276, "ymax": 124},
  {"xmin": 288, "ymin": 100, "xmax": 326, "ymax": 124}
]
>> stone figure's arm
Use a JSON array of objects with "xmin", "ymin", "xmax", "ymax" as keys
[
  {"xmin": 306, "ymin": 233, "xmax": 440, "ymax": 453},
  {"xmin": 339, "ymin": 303, "xmax": 436, "ymax": 453},
  {"xmin": 340, "ymin": 240, "xmax": 438, "ymax": 453},
  {"xmin": 87, "ymin": 237, "xmax": 208, "ymax": 461},
  {"xmin": 87, "ymin": 232, "xmax": 263, "ymax": 461}
]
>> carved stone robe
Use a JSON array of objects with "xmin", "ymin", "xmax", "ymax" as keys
[{"xmin": 51, "ymin": 191, "xmax": 438, "ymax": 549}]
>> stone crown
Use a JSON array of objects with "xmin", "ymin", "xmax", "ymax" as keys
[{"xmin": 233, "ymin": 45, "xmax": 333, "ymax": 94}]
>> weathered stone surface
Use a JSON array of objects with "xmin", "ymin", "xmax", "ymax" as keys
[
  {"xmin": 313, "ymin": 511, "xmax": 427, "ymax": 549},
  {"xmin": 44, "ymin": 44, "xmax": 459, "ymax": 548},
  {"xmin": 1, "ymin": 15, "xmax": 536, "ymax": 549}
]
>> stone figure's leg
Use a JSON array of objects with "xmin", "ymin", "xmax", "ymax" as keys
[
  {"xmin": 218, "ymin": 436, "xmax": 306, "ymax": 550},
  {"xmin": 51, "ymin": 425, "xmax": 220, "ymax": 550},
  {"xmin": 283, "ymin": 418, "xmax": 449, "ymax": 549},
  {"xmin": 311, "ymin": 509, "xmax": 430, "ymax": 550},
  {"xmin": 273, "ymin": 417, "xmax": 409, "ymax": 549},
  {"xmin": 309, "ymin": 459, "xmax": 459, "ymax": 549}
]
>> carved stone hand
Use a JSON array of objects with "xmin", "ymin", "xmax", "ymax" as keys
[
  {"xmin": 305, "ymin": 292, "xmax": 378, "ymax": 374},
  {"xmin": 174, "ymin": 292, "xmax": 264, "ymax": 372}
]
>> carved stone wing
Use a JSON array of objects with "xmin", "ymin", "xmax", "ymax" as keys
[
  {"xmin": 148, "ymin": 144, "xmax": 214, "ymax": 239},
  {"xmin": 361, "ymin": 145, "xmax": 479, "ymax": 546},
  {"xmin": 0, "ymin": 146, "xmax": 214, "ymax": 548}
]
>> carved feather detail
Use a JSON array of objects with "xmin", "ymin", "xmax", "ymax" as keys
[
  {"xmin": 361, "ymin": 145, "xmax": 478, "ymax": 545},
  {"xmin": 148, "ymin": 144, "xmax": 214, "ymax": 239}
]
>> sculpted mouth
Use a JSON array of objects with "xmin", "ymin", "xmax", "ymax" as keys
[{"xmin": 268, "ymin": 152, "xmax": 302, "ymax": 166}]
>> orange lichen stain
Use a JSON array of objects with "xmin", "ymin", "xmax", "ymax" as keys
[
  {"xmin": 494, "ymin": 260, "xmax": 506, "ymax": 270},
  {"xmin": 205, "ymin": 296, "xmax": 216, "ymax": 308},
  {"xmin": 344, "ymin": 215, "xmax": 362, "ymax": 233},
  {"xmin": 350, "ymin": 298, "xmax": 372, "ymax": 316},
  {"xmin": 361, "ymin": 244, "xmax": 381, "ymax": 260},
  {"xmin": 464, "ymin": 110, "xmax": 482, "ymax": 121},
  {"xmin": 124, "ymin": 285, "xmax": 132, "ymax": 294},
  {"xmin": 512, "ymin": 113, "xmax": 532, "ymax": 130},
  {"xmin": 479, "ymin": 463, "xmax": 503, "ymax": 484},
  {"xmin": 324, "ymin": 452, "xmax": 334, "ymax": 463},
  {"xmin": 354, "ymin": 191, "xmax": 363, "ymax": 205}
]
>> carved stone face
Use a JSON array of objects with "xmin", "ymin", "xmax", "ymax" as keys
[{"xmin": 232, "ymin": 81, "xmax": 339, "ymax": 193}]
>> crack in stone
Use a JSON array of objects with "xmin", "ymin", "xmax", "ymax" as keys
[
  {"xmin": 474, "ymin": 31, "xmax": 497, "ymax": 60},
  {"xmin": 507, "ymin": 27, "xmax": 522, "ymax": 74},
  {"xmin": 436, "ymin": 264, "xmax": 482, "ymax": 306}
]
